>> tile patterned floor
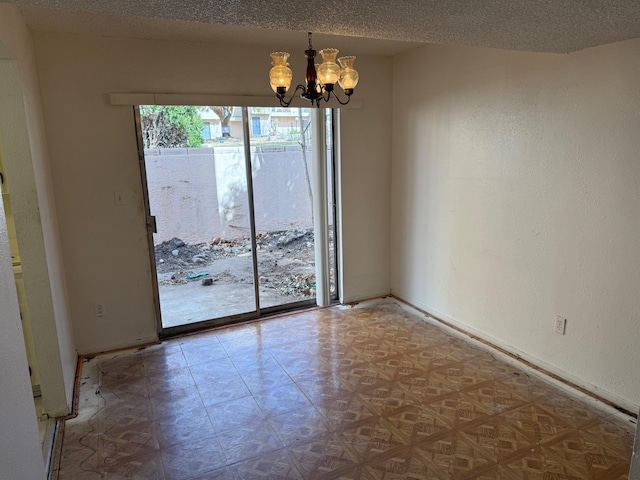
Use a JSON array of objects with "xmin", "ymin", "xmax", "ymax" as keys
[{"xmin": 55, "ymin": 302, "xmax": 636, "ymax": 479}]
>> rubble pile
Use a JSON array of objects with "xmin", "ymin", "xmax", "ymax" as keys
[{"xmin": 153, "ymin": 229, "xmax": 318, "ymax": 299}]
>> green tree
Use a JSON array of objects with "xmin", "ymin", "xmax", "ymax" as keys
[{"xmin": 140, "ymin": 105, "xmax": 204, "ymax": 148}]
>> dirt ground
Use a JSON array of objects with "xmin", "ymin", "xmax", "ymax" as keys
[{"xmin": 154, "ymin": 228, "xmax": 317, "ymax": 299}]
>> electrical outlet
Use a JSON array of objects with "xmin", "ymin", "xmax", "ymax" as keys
[
  {"xmin": 554, "ymin": 315, "xmax": 566, "ymax": 335},
  {"xmin": 95, "ymin": 303, "xmax": 106, "ymax": 317},
  {"xmin": 113, "ymin": 190, "xmax": 126, "ymax": 206}
]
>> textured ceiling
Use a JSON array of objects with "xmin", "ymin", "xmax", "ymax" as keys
[
  {"xmin": 8, "ymin": 0, "xmax": 640, "ymax": 54},
  {"xmin": 16, "ymin": 7, "xmax": 419, "ymax": 56}
]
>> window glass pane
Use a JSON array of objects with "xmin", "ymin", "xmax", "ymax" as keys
[{"xmin": 250, "ymin": 107, "xmax": 317, "ymax": 309}]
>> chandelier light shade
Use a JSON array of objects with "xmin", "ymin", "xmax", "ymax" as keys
[
  {"xmin": 269, "ymin": 52, "xmax": 293, "ymax": 93},
  {"xmin": 269, "ymin": 32, "xmax": 359, "ymax": 107},
  {"xmin": 338, "ymin": 56, "xmax": 359, "ymax": 90},
  {"xmin": 316, "ymin": 49, "xmax": 340, "ymax": 85}
]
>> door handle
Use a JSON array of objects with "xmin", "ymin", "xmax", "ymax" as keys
[{"xmin": 147, "ymin": 215, "xmax": 157, "ymax": 234}]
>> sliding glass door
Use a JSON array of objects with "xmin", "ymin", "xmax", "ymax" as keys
[{"xmin": 135, "ymin": 105, "xmax": 337, "ymax": 333}]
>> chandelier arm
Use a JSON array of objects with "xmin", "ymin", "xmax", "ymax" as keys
[
  {"xmin": 277, "ymin": 84, "xmax": 306, "ymax": 107},
  {"xmin": 328, "ymin": 89, "xmax": 352, "ymax": 106}
]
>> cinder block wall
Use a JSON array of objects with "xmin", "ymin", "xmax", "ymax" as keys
[{"xmin": 145, "ymin": 145, "xmax": 322, "ymax": 244}]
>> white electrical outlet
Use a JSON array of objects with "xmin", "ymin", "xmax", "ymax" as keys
[
  {"xmin": 95, "ymin": 303, "xmax": 106, "ymax": 317},
  {"xmin": 554, "ymin": 315, "xmax": 566, "ymax": 335}
]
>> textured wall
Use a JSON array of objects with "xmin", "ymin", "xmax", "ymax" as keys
[
  {"xmin": 0, "ymin": 12, "xmax": 48, "ymax": 474},
  {"xmin": 0, "ymin": 173, "xmax": 44, "ymax": 480},
  {"xmin": 0, "ymin": 4, "xmax": 76, "ymax": 418},
  {"xmin": 392, "ymin": 40, "xmax": 640, "ymax": 409}
]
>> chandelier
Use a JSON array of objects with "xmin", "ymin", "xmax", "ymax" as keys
[{"xmin": 269, "ymin": 32, "xmax": 359, "ymax": 108}]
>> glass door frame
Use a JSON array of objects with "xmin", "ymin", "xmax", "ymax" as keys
[{"xmin": 134, "ymin": 105, "xmax": 338, "ymax": 337}]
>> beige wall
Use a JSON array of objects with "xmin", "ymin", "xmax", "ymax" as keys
[
  {"xmin": 338, "ymin": 57, "xmax": 393, "ymax": 302},
  {"xmin": 392, "ymin": 39, "xmax": 640, "ymax": 410},
  {"xmin": 0, "ymin": 5, "xmax": 78, "ymax": 477},
  {"xmin": 32, "ymin": 31, "xmax": 392, "ymax": 353},
  {"xmin": 0, "ymin": 164, "xmax": 44, "ymax": 480},
  {"xmin": 0, "ymin": 5, "xmax": 76, "ymax": 417}
]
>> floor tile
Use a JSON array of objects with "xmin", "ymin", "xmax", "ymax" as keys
[
  {"xmin": 429, "ymin": 362, "xmax": 495, "ymax": 392},
  {"xmin": 99, "ymin": 354, "xmax": 145, "ymax": 376},
  {"xmin": 154, "ymin": 411, "xmax": 216, "ymax": 449},
  {"xmin": 188, "ymin": 357, "xmax": 240, "ymax": 385},
  {"xmin": 497, "ymin": 370, "xmax": 565, "ymax": 400},
  {"xmin": 458, "ymin": 416, "xmax": 537, "ymax": 463},
  {"xmin": 372, "ymin": 356, "xmax": 432, "ymax": 381},
  {"xmin": 160, "ymin": 435, "xmax": 227, "ymax": 480},
  {"xmin": 181, "ymin": 343, "xmax": 229, "ymax": 366},
  {"xmin": 287, "ymin": 432, "xmax": 361, "ymax": 479},
  {"xmin": 412, "ymin": 431, "xmax": 497, "ymax": 480},
  {"xmin": 197, "ymin": 377, "xmax": 251, "ymax": 408},
  {"xmin": 276, "ymin": 354, "xmax": 334, "ymax": 378},
  {"xmin": 214, "ymin": 326, "xmax": 257, "ymax": 345},
  {"xmin": 500, "ymin": 404, "xmax": 575, "ymax": 445},
  {"xmin": 426, "ymin": 391, "xmax": 495, "ymax": 430},
  {"xmin": 215, "ymin": 419, "xmax": 283, "ymax": 464},
  {"xmin": 100, "ymin": 376, "xmax": 150, "ymax": 401},
  {"xmin": 178, "ymin": 330, "xmax": 221, "ymax": 351},
  {"xmin": 500, "ymin": 445, "xmax": 587, "ymax": 480},
  {"xmin": 142, "ymin": 348, "xmax": 189, "ymax": 376},
  {"xmin": 207, "ymin": 394, "xmax": 267, "ymax": 433},
  {"xmin": 221, "ymin": 337, "xmax": 268, "ymax": 359},
  {"xmin": 362, "ymin": 449, "xmax": 521, "ymax": 479},
  {"xmin": 395, "ymin": 372, "xmax": 459, "ymax": 405},
  {"xmin": 239, "ymin": 370, "xmax": 294, "ymax": 393},
  {"xmin": 98, "ymin": 450, "xmax": 166, "ymax": 480},
  {"xmin": 99, "ymin": 418, "xmax": 160, "ymax": 462},
  {"xmin": 264, "ymin": 339, "xmax": 310, "ymax": 358},
  {"xmin": 268, "ymin": 405, "xmax": 331, "ymax": 446},
  {"xmin": 146, "ymin": 367, "xmax": 197, "ymax": 397},
  {"xmin": 150, "ymin": 387, "xmax": 205, "ymax": 419},
  {"xmin": 338, "ymin": 364, "xmax": 392, "ymax": 391},
  {"xmin": 58, "ymin": 445, "xmax": 100, "ymax": 478},
  {"xmin": 337, "ymin": 416, "xmax": 409, "ymax": 461},
  {"xmin": 55, "ymin": 303, "xmax": 635, "ymax": 480},
  {"xmin": 579, "ymin": 414, "xmax": 636, "ymax": 458},
  {"xmin": 541, "ymin": 429, "xmax": 631, "ymax": 479},
  {"xmin": 385, "ymin": 404, "xmax": 453, "ymax": 444},
  {"xmin": 359, "ymin": 378, "xmax": 418, "ymax": 416},
  {"xmin": 461, "ymin": 380, "xmax": 530, "ymax": 416},
  {"xmin": 315, "ymin": 394, "xmax": 378, "ymax": 431},
  {"xmin": 230, "ymin": 448, "xmax": 303, "ymax": 479},
  {"xmin": 360, "ymin": 449, "xmax": 448, "ymax": 480},
  {"xmin": 294, "ymin": 373, "xmax": 348, "ymax": 404},
  {"xmin": 349, "ymin": 337, "xmax": 402, "ymax": 363},
  {"xmin": 61, "ymin": 420, "xmax": 100, "ymax": 453},
  {"xmin": 251, "ymin": 383, "xmax": 311, "ymax": 417},
  {"xmin": 188, "ymin": 467, "xmax": 236, "ymax": 480}
]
